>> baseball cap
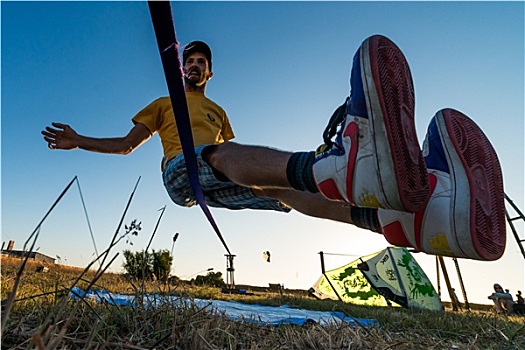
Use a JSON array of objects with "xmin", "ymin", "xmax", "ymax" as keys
[{"xmin": 183, "ymin": 41, "xmax": 212, "ymax": 70}]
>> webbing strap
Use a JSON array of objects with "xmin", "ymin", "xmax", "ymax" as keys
[{"xmin": 148, "ymin": 1, "xmax": 231, "ymax": 255}]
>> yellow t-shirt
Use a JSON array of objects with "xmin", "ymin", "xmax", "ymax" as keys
[{"xmin": 132, "ymin": 92, "xmax": 235, "ymax": 161}]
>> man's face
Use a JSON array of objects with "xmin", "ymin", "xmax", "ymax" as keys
[{"xmin": 183, "ymin": 52, "xmax": 212, "ymax": 88}]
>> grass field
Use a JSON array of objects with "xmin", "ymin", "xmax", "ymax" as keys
[{"xmin": 1, "ymin": 256, "xmax": 523, "ymax": 349}]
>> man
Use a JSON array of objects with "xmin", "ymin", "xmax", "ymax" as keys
[
  {"xmin": 42, "ymin": 41, "xmax": 352, "ymax": 221},
  {"xmin": 515, "ymin": 290, "xmax": 525, "ymax": 315},
  {"xmin": 517, "ymin": 290, "xmax": 524, "ymax": 305},
  {"xmin": 488, "ymin": 284, "xmax": 515, "ymax": 314},
  {"xmin": 42, "ymin": 35, "xmax": 506, "ymax": 261}
]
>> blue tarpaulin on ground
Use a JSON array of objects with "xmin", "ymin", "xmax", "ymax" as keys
[{"xmin": 70, "ymin": 287, "xmax": 377, "ymax": 327}]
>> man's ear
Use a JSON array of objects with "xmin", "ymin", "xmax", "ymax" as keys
[{"xmin": 207, "ymin": 71, "xmax": 214, "ymax": 81}]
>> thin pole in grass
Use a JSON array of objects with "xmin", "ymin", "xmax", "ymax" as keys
[
  {"xmin": 145, "ymin": 206, "xmax": 167, "ymax": 254},
  {"xmin": 140, "ymin": 205, "xmax": 167, "ymax": 292},
  {"xmin": 47, "ymin": 177, "xmax": 148, "ymax": 333},
  {"xmin": 51, "ymin": 176, "xmax": 142, "ymax": 299},
  {"xmin": 170, "ymin": 232, "xmax": 180, "ymax": 276},
  {"xmin": 5, "ymin": 177, "xmax": 141, "ymax": 347},
  {"xmin": 78, "ymin": 176, "xmax": 144, "ymax": 291},
  {"xmin": 75, "ymin": 177, "xmax": 100, "ymax": 264},
  {"xmin": 1, "ymin": 176, "xmax": 139, "ymax": 330},
  {"xmin": 98, "ymin": 176, "xmax": 141, "ymax": 270},
  {"xmin": 1, "ymin": 177, "xmax": 77, "ymax": 335}
]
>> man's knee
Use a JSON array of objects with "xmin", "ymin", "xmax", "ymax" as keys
[
  {"xmin": 251, "ymin": 187, "xmax": 265, "ymax": 198},
  {"xmin": 201, "ymin": 144, "xmax": 232, "ymax": 182},
  {"xmin": 201, "ymin": 141, "xmax": 237, "ymax": 162}
]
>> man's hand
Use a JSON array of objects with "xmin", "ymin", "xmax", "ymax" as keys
[
  {"xmin": 42, "ymin": 122, "xmax": 80, "ymax": 150},
  {"xmin": 41, "ymin": 121, "xmax": 152, "ymax": 154}
]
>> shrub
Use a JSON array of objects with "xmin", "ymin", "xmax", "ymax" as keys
[{"xmin": 123, "ymin": 249, "xmax": 172, "ymax": 281}]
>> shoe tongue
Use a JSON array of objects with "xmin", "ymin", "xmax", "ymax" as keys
[
  {"xmin": 347, "ymin": 49, "xmax": 368, "ymax": 118},
  {"xmin": 423, "ymin": 117, "xmax": 450, "ymax": 174}
]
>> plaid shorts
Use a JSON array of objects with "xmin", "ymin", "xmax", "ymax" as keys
[{"xmin": 163, "ymin": 145, "xmax": 291, "ymax": 212}]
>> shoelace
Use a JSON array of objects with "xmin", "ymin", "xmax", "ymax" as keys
[{"xmin": 322, "ymin": 97, "xmax": 349, "ymax": 149}]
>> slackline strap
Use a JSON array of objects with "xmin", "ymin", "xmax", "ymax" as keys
[{"xmin": 148, "ymin": 1, "xmax": 231, "ymax": 255}]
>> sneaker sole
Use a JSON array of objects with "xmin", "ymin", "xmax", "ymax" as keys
[
  {"xmin": 436, "ymin": 108, "xmax": 505, "ymax": 260},
  {"xmin": 362, "ymin": 35, "xmax": 430, "ymax": 213}
]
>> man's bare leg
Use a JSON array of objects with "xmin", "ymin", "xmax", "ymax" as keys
[
  {"xmin": 205, "ymin": 142, "xmax": 384, "ymax": 228},
  {"xmin": 205, "ymin": 142, "xmax": 293, "ymax": 189},
  {"xmin": 252, "ymin": 188, "xmax": 353, "ymax": 224}
]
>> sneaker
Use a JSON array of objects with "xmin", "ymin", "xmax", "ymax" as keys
[
  {"xmin": 313, "ymin": 35, "xmax": 429, "ymax": 213},
  {"xmin": 379, "ymin": 108, "xmax": 506, "ymax": 261}
]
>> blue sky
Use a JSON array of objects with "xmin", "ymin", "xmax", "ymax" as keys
[{"xmin": 2, "ymin": 1, "xmax": 523, "ymax": 304}]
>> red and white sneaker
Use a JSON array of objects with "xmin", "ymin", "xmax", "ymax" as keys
[
  {"xmin": 313, "ymin": 35, "xmax": 429, "ymax": 213},
  {"xmin": 379, "ymin": 108, "xmax": 506, "ymax": 261}
]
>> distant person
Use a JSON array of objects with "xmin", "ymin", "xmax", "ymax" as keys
[
  {"xmin": 517, "ymin": 290, "xmax": 524, "ymax": 305},
  {"xmin": 488, "ymin": 284, "xmax": 514, "ymax": 315},
  {"xmin": 42, "ymin": 35, "xmax": 506, "ymax": 262},
  {"xmin": 513, "ymin": 290, "xmax": 525, "ymax": 315}
]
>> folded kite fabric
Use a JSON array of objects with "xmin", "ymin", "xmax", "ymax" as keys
[{"xmin": 70, "ymin": 287, "xmax": 377, "ymax": 327}]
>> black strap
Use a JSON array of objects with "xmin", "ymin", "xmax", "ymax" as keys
[{"xmin": 148, "ymin": 1, "xmax": 232, "ymax": 255}]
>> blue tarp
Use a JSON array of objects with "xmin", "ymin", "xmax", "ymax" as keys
[{"xmin": 70, "ymin": 287, "xmax": 377, "ymax": 327}]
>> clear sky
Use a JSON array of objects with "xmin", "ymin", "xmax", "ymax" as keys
[{"xmin": 2, "ymin": 1, "xmax": 524, "ymax": 305}]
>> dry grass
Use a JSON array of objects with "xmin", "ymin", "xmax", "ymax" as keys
[{"xmin": 1, "ymin": 256, "xmax": 524, "ymax": 350}]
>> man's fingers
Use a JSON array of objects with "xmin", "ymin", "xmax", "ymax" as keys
[
  {"xmin": 43, "ymin": 122, "xmax": 74, "ymax": 150},
  {"xmin": 41, "ymin": 130, "xmax": 55, "ymax": 138},
  {"xmin": 45, "ymin": 126, "xmax": 60, "ymax": 133},
  {"xmin": 42, "ymin": 135, "xmax": 55, "ymax": 143},
  {"xmin": 42, "ymin": 127, "xmax": 58, "ymax": 137},
  {"xmin": 51, "ymin": 122, "xmax": 68, "ymax": 130}
]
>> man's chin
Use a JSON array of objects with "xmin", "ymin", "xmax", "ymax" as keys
[
  {"xmin": 184, "ymin": 78, "xmax": 206, "ymax": 89},
  {"xmin": 185, "ymin": 76, "xmax": 202, "ymax": 85}
]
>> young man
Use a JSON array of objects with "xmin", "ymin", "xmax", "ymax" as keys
[
  {"xmin": 488, "ymin": 284, "xmax": 515, "ymax": 314},
  {"xmin": 41, "ymin": 41, "xmax": 354, "ymax": 222},
  {"xmin": 42, "ymin": 36, "xmax": 506, "ymax": 262}
]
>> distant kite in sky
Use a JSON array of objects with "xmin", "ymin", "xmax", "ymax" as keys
[{"xmin": 263, "ymin": 251, "xmax": 271, "ymax": 263}]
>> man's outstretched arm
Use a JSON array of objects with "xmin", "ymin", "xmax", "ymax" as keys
[{"xmin": 42, "ymin": 122, "xmax": 152, "ymax": 154}]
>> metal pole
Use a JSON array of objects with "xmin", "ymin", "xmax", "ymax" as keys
[
  {"xmin": 504, "ymin": 193, "xmax": 525, "ymax": 260},
  {"xmin": 225, "ymin": 254, "xmax": 236, "ymax": 290},
  {"xmin": 438, "ymin": 256, "xmax": 458, "ymax": 311},
  {"xmin": 318, "ymin": 251, "xmax": 344, "ymax": 303},
  {"xmin": 320, "ymin": 251, "xmax": 326, "ymax": 273},
  {"xmin": 436, "ymin": 256, "xmax": 441, "ymax": 298},
  {"xmin": 453, "ymin": 257, "xmax": 470, "ymax": 310}
]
